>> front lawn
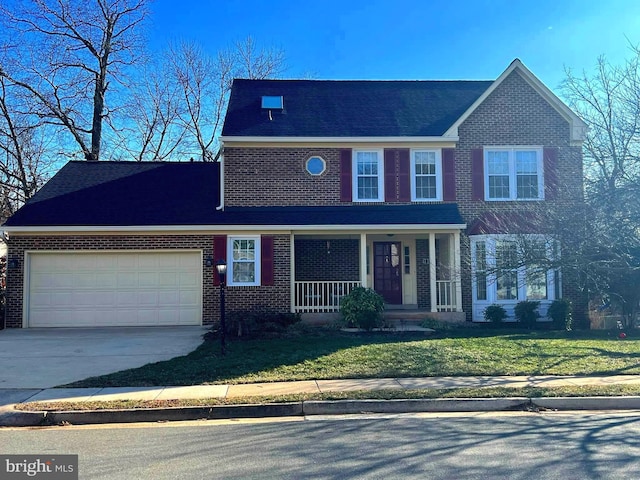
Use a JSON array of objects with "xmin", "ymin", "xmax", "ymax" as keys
[{"xmin": 65, "ymin": 328, "xmax": 640, "ymax": 388}]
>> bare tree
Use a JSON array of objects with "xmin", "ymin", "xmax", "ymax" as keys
[
  {"xmin": 0, "ymin": 77, "xmax": 54, "ymax": 220},
  {"xmin": 0, "ymin": 0, "xmax": 148, "ymax": 161},
  {"xmin": 115, "ymin": 63, "xmax": 187, "ymax": 162},
  {"xmin": 559, "ymin": 50, "xmax": 640, "ymax": 320},
  {"xmin": 163, "ymin": 37, "xmax": 286, "ymax": 161},
  {"xmin": 563, "ymin": 53, "xmax": 640, "ymax": 193}
]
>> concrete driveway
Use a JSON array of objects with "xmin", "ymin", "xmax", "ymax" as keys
[{"xmin": 0, "ymin": 326, "xmax": 209, "ymax": 389}]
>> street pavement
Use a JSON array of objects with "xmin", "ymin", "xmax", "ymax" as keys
[{"xmin": 3, "ymin": 412, "xmax": 640, "ymax": 479}]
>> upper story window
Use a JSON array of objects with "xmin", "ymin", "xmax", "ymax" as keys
[
  {"xmin": 411, "ymin": 149, "xmax": 442, "ymax": 201},
  {"xmin": 485, "ymin": 147, "xmax": 543, "ymax": 201},
  {"xmin": 352, "ymin": 150, "xmax": 383, "ymax": 202},
  {"xmin": 228, "ymin": 236, "xmax": 261, "ymax": 286}
]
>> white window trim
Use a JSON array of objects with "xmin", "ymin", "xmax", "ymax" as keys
[
  {"xmin": 227, "ymin": 235, "xmax": 261, "ymax": 287},
  {"xmin": 410, "ymin": 148, "xmax": 442, "ymax": 201},
  {"xmin": 484, "ymin": 146, "xmax": 544, "ymax": 201},
  {"xmin": 305, "ymin": 156, "xmax": 326, "ymax": 176},
  {"xmin": 352, "ymin": 149, "xmax": 384, "ymax": 202},
  {"xmin": 471, "ymin": 234, "xmax": 558, "ymax": 304}
]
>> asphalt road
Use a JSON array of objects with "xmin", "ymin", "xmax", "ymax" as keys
[{"xmin": 3, "ymin": 412, "xmax": 640, "ymax": 479}]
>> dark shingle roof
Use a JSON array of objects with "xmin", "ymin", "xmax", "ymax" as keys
[
  {"xmin": 4, "ymin": 161, "xmax": 464, "ymax": 227},
  {"xmin": 219, "ymin": 205, "xmax": 464, "ymax": 226},
  {"xmin": 222, "ymin": 79, "xmax": 493, "ymax": 137},
  {"xmin": 4, "ymin": 161, "xmax": 220, "ymax": 227}
]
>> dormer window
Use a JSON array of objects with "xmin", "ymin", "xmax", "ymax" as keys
[{"xmin": 261, "ymin": 96, "xmax": 283, "ymax": 109}]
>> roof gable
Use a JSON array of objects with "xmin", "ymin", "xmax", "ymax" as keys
[{"xmin": 444, "ymin": 59, "xmax": 587, "ymax": 144}]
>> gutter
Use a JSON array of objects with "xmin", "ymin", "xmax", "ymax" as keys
[{"xmin": 215, "ymin": 146, "xmax": 224, "ymax": 211}]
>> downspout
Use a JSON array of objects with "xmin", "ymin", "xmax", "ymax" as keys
[{"xmin": 215, "ymin": 145, "xmax": 224, "ymax": 211}]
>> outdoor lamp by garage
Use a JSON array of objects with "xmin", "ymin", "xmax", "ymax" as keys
[{"xmin": 215, "ymin": 259, "xmax": 227, "ymax": 355}]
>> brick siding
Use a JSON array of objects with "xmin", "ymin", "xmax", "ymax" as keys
[
  {"xmin": 416, "ymin": 239, "xmax": 431, "ymax": 309},
  {"xmin": 455, "ymin": 70, "xmax": 585, "ymax": 321},
  {"xmin": 294, "ymin": 239, "xmax": 359, "ymax": 281}
]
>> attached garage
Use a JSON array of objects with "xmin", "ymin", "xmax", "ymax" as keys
[{"xmin": 25, "ymin": 251, "xmax": 202, "ymax": 327}]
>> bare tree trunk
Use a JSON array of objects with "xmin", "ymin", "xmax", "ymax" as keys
[{"xmin": 0, "ymin": 0, "xmax": 148, "ymax": 162}]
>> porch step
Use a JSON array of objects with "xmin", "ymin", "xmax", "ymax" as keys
[
  {"xmin": 384, "ymin": 310, "xmax": 467, "ymax": 325},
  {"xmin": 383, "ymin": 310, "xmax": 432, "ymax": 321}
]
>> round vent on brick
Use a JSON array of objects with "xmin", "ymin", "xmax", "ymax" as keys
[{"xmin": 305, "ymin": 156, "xmax": 326, "ymax": 176}]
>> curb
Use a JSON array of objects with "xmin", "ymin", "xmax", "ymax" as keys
[
  {"xmin": 303, "ymin": 398, "xmax": 529, "ymax": 415},
  {"xmin": 0, "ymin": 409, "xmax": 47, "ymax": 427},
  {"xmin": 5, "ymin": 396, "xmax": 640, "ymax": 427},
  {"xmin": 44, "ymin": 402, "xmax": 304, "ymax": 426},
  {"xmin": 532, "ymin": 396, "xmax": 640, "ymax": 411}
]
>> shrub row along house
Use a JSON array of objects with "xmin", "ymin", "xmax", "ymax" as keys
[{"xmin": 2, "ymin": 59, "xmax": 586, "ymax": 328}]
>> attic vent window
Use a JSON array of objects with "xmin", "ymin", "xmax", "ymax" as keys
[{"xmin": 261, "ymin": 96, "xmax": 283, "ymax": 109}]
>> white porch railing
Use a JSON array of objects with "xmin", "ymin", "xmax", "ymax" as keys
[
  {"xmin": 436, "ymin": 280, "xmax": 458, "ymax": 312},
  {"xmin": 294, "ymin": 281, "xmax": 361, "ymax": 313}
]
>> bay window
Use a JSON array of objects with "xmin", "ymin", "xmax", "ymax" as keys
[{"xmin": 472, "ymin": 235, "xmax": 559, "ymax": 305}]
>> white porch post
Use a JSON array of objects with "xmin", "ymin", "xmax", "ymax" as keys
[
  {"xmin": 360, "ymin": 233, "xmax": 367, "ymax": 288},
  {"xmin": 290, "ymin": 233, "xmax": 296, "ymax": 313},
  {"xmin": 429, "ymin": 233, "xmax": 437, "ymax": 312},
  {"xmin": 454, "ymin": 231, "xmax": 463, "ymax": 312}
]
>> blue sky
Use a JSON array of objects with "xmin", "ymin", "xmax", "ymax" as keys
[{"xmin": 148, "ymin": 0, "xmax": 640, "ymax": 91}]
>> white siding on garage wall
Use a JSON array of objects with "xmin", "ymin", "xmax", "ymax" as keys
[{"xmin": 26, "ymin": 251, "xmax": 202, "ymax": 327}]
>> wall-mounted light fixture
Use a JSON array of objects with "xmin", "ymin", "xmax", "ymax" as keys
[
  {"xmin": 204, "ymin": 255, "xmax": 213, "ymax": 267},
  {"xmin": 7, "ymin": 258, "xmax": 19, "ymax": 269}
]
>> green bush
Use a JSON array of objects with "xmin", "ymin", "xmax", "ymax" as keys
[
  {"xmin": 340, "ymin": 287, "xmax": 385, "ymax": 331},
  {"xmin": 484, "ymin": 304, "xmax": 507, "ymax": 323},
  {"xmin": 515, "ymin": 300, "xmax": 540, "ymax": 328},
  {"xmin": 547, "ymin": 298, "xmax": 573, "ymax": 331}
]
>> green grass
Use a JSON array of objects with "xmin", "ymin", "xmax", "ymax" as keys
[{"xmin": 63, "ymin": 327, "xmax": 640, "ymax": 388}]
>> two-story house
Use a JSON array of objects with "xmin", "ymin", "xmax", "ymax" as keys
[{"xmin": 2, "ymin": 59, "xmax": 586, "ymax": 328}]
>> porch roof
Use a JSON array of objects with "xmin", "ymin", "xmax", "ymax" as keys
[{"xmin": 219, "ymin": 204, "xmax": 464, "ymax": 227}]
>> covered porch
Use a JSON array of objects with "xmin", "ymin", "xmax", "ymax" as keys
[{"xmin": 291, "ymin": 230, "xmax": 463, "ymax": 315}]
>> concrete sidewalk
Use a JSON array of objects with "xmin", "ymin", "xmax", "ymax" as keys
[
  {"xmin": 10, "ymin": 374, "xmax": 640, "ymax": 404},
  {"xmin": 3, "ymin": 374, "xmax": 640, "ymax": 426}
]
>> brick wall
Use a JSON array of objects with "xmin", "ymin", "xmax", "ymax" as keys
[
  {"xmin": 6, "ymin": 234, "xmax": 290, "ymax": 328},
  {"xmin": 294, "ymin": 239, "xmax": 360, "ymax": 281},
  {"xmin": 455, "ymin": 69, "xmax": 585, "ymax": 321},
  {"xmin": 416, "ymin": 239, "xmax": 431, "ymax": 309},
  {"xmin": 225, "ymin": 148, "xmax": 343, "ymax": 206}
]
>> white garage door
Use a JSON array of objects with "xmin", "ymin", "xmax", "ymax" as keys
[{"xmin": 27, "ymin": 252, "xmax": 202, "ymax": 327}]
